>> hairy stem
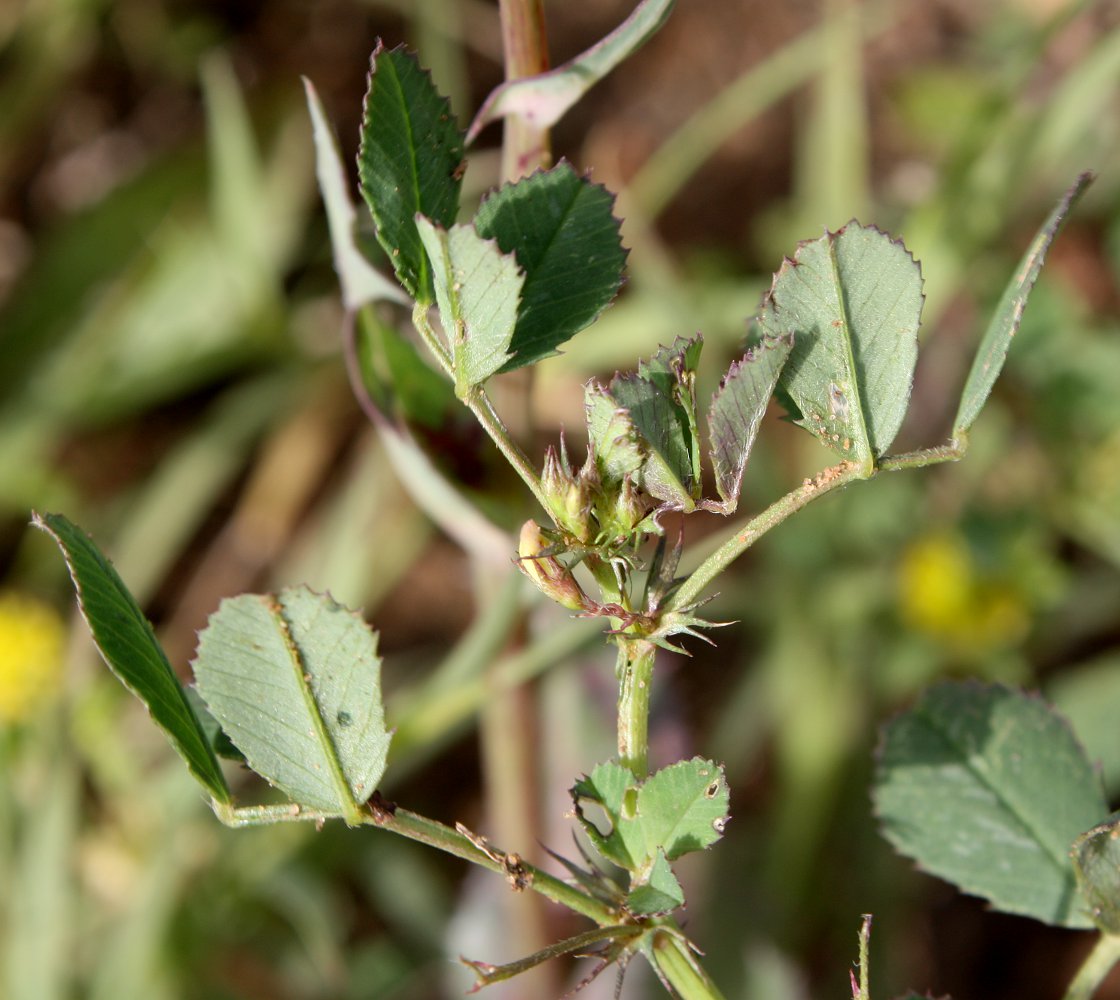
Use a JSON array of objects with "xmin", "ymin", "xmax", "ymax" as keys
[
  {"xmin": 365, "ymin": 802, "xmax": 617, "ymax": 926},
  {"xmin": 410, "ymin": 305, "xmax": 548, "ymax": 509},
  {"xmin": 670, "ymin": 441, "xmax": 971, "ymax": 614},
  {"xmin": 617, "ymin": 637, "xmax": 657, "ymax": 779},
  {"xmin": 668, "ymin": 462, "xmax": 866, "ymax": 614},
  {"xmin": 1062, "ymin": 933, "xmax": 1120, "ymax": 1000}
]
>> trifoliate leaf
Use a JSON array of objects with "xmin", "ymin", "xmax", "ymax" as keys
[
  {"xmin": 762, "ymin": 223, "xmax": 922, "ymax": 470},
  {"xmin": 874, "ymin": 682, "xmax": 1105, "ymax": 929},
  {"xmin": 33, "ymin": 512, "xmax": 231, "ymax": 804},
  {"xmin": 357, "ymin": 44, "xmax": 465, "ymax": 303},
  {"xmin": 416, "ymin": 218, "xmax": 524, "ymax": 390},
  {"xmin": 953, "ymin": 172, "xmax": 1094, "ymax": 438},
  {"xmin": 474, "ymin": 161, "xmax": 625, "ymax": 370},
  {"xmin": 707, "ymin": 333, "xmax": 793, "ymax": 513},
  {"xmin": 194, "ymin": 587, "xmax": 391, "ymax": 824},
  {"xmin": 573, "ymin": 758, "xmax": 730, "ymax": 875}
]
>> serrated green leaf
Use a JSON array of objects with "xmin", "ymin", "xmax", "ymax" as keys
[
  {"xmin": 707, "ymin": 333, "xmax": 793, "ymax": 512},
  {"xmin": 636, "ymin": 757, "xmax": 730, "ymax": 860},
  {"xmin": 357, "ymin": 44, "xmax": 465, "ymax": 303},
  {"xmin": 953, "ymin": 172, "xmax": 1094, "ymax": 438},
  {"xmin": 474, "ymin": 161, "xmax": 626, "ymax": 371},
  {"xmin": 627, "ymin": 850, "xmax": 685, "ymax": 916},
  {"xmin": 572, "ymin": 758, "xmax": 730, "ymax": 882},
  {"xmin": 415, "ymin": 218, "xmax": 524, "ymax": 390},
  {"xmin": 303, "ymin": 77, "xmax": 408, "ymax": 310},
  {"xmin": 874, "ymin": 682, "xmax": 1105, "ymax": 928},
  {"xmin": 762, "ymin": 223, "xmax": 922, "ymax": 468},
  {"xmin": 32, "ymin": 512, "xmax": 231, "ymax": 804},
  {"xmin": 193, "ymin": 586, "xmax": 391, "ymax": 823},
  {"xmin": 1072, "ymin": 811, "xmax": 1120, "ymax": 934}
]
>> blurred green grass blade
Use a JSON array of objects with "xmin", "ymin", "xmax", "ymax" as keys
[
  {"xmin": 357, "ymin": 44, "xmax": 465, "ymax": 303},
  {"xmin": 113, "ymin": 375, "xmax": 291, "ymax": 605},
  {"xmin": 193, "ymin": 586, "xmax": 390, "ymax": 821},
  {"xmin": 626, "ymin": 1, "xmax": 894, "ymax": 221},
  {"xmin": 2, "ymin": 754, "xmax": 78, "ymax": 1000},
  {"xmin": 0, "ymin": 154, "xmax": 204, "ymax": 403},
  {"xmin": 473, "ymin": 163, "xmax": 627, "ymax": 372},
  {"xmin": 953, "ymin": 171, "xmax": 1094, "ymax": 438},
  {"xmin": 303, "ymin": 76, "xmax": 409, "ymax": 309},
  {"xmin": 874, "ymin": 681, "xmax": 1106, "ymax": 929},
  {"xmin": 795, "ymin": 0, "xmax": 869, "ymax": 228},
  {"xmin": 33, "ymin": 512, "xmax": 232, "ymax": 804}
]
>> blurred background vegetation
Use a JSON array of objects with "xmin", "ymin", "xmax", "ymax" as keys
[{"xmin": 1, "ymin": 1, "xmax": 1119, "ymax": 997}]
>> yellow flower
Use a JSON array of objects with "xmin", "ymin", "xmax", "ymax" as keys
[
  {"xmin": 0, "ymin": 592, "xmax": 66, "ymax": 723},
  {"xmin": 898, "ymin": 532, "xmax": 1029, "ymax": 654}
]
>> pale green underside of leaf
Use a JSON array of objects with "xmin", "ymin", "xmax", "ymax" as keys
[
  {"xmin": 416, "ymin": 218, "xmax": 524, "ymax": 389},
  {"xmin": 764, "ymin": 223, "xmax": 922, "ymax": 466},
  {"xmin": 1072, "ymin": 810, "xmax": 1120, "ymax": 934},
  {"xmin": 357, "ymin": 44, "xmax": 465, "ymax": 304},
  {"xmin": 585, "ymin": 383, "xmax": 645, "ymax": 483},
  {"xmin": 303, "ymin": 77, "xmax": 408, "ymax": 310},
  {"xmin": 194, "ymin": 587, "xmax": 390, "ymax": 818},
  {"xmin": 953, "ymin": 172, "xmax": 1094, "ymax": 437},
  {"xmin": 875, "ymin": 682, "xmax": 1105, "ymax": 929},
  {"xmin": 708, "ymin": 333, "xmax": 793, "ymax": 512},
  {"xmin": 32, "ymin": 512, "xmax": 231, "ymax": 803},
  {"xmin": 473, "ymin": 162, "xmax": 626, "ymax": 371},
  {"xmin": 628, "ymin": 850, "xmax": 684, "ymax": 915},
  {"xmin": 467, "ymin": 0, "xmax": 675, "ymax": 141}
]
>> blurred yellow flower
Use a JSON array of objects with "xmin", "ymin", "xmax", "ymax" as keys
[
  {"xmin": 0, "ymin": 591, "xmax": 66, "ymax": 723},
  {"xmin": 899, "ymin": 532, "xmax": 1029, "ymax": 654}
]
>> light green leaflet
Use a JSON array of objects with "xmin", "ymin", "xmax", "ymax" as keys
[
  {"xmin": 762, "ymin": 223, "xmax": 922, "ymax": 471},
  {"xmin": 194, "ymin": 586, "xmax": 391, "ymax": 825},
  {"xmin": 416, "ymin": 218, "xmax": 524, "ymax": 392}
]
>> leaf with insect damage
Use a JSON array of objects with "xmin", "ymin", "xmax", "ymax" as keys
[
  {"xmin": 572, "ymin": 758, "xmax": 730, "ymax": 913},
  {"xmin": 761, "ymin": 223, "xmax": 922, "ymax": 472}
]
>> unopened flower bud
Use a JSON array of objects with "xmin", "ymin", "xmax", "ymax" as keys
[{"xmin": 517, "ymin": 521, "xmax": 591, "ymax": 612}]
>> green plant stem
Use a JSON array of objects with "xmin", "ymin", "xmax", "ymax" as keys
[
  {"xmin": 669, "ymin": 461, "xmax": 866, "ymax": 614},
  {"xmin": 498, "ymin": 0, "xmax": 551, "ymax": 179},
  {"xmin": 411, "ymin": 303, "xmax": 548, "ymax": 509},
  {"xmin": 365, "ymin": 803, "xmax": 617, "ymax": 926},
  {"xmin": 670, "ymin": 442, "xmax": 971, "ymax": 615},
  {"xmin": 616, "ymin": 636, "xmax": 657, "ymax": 779},
  {"xmin": 651, "ymin": 930, "xmax": 727, "ymax": 1000},
  {"xmin": 1062, "ymin": 934, "xmax": 1120, "ymax": 1000}
]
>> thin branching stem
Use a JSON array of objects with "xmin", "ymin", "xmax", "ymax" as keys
[{"xmin": 668, "ymin": 440, "xmax": 973, "ymax": 615}]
